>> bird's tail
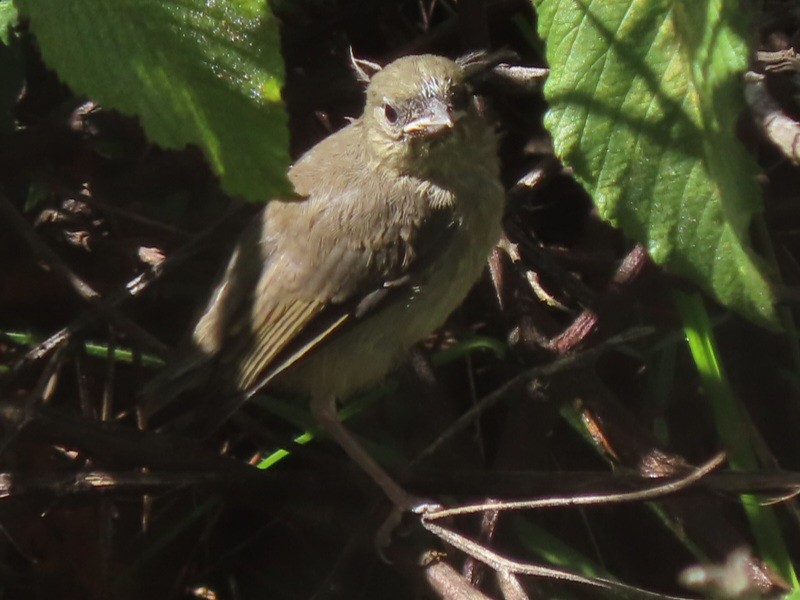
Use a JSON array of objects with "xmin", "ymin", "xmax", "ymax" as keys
[{"xmin": 138, "ymin": 348, "xmax": 214, "ymax": 424}]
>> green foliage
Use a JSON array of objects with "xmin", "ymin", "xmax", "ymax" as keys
[
  {"xmin": 15, "ymin": 0, "xmax": 291, "ymax": 202},
  {"xmin": 533, "ymin": 0, "xmax": 776, "ymax": 327},
  {"xmin": 675, "ymin": 291, "xmax": 798, "ymax": 586},
  {"xmin": 0, "ymin": 0, "xmax": 17, "ymax": 44}
]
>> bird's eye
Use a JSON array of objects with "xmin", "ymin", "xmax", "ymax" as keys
[
  {"xmin": 451, "ymin": 86, "xmax": 470, "ymax": 111},
  {"xmin": 383, "ymin": 102, "xmax": 399, "ymax": 124}
]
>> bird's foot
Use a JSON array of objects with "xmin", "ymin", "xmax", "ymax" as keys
[
  {"xmin": 410, "ymin": 499, "xmax": 444, "ymax": 516},
  {"xmin": 376, "ymin": 497, "xmax": 445, "ymax": 561}
]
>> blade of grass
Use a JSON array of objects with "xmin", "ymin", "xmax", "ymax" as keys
[
  {"xmin": 674, "ymin": 290, "xmax": 798, "ymax": 587},
  {"xmin": 1, "ymin": 330, "xmax": 164, "ymax": 369}
]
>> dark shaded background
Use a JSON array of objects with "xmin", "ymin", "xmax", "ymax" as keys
[{"xmin": 1, "ymin": 0, "xmax": 800, "ymax": 598}]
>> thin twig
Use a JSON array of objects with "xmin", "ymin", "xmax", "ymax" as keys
[
  {"xmin": 745, "ymin": 71, "xmax": 800, "ymax": 164},
  {"xmin": 18, "ymin": 207, "xmax": 246, "ymax": 365},
  {"xmin": 421, "ymin": 519, "xmax": 700, "ymax": 600},
  {"xmin": 0, "ymin": 193, "xmax": 168, "ymax": 356},
  {"xmin": 423, "ymin": 452, "xmax": 724, "ymax": 520}
]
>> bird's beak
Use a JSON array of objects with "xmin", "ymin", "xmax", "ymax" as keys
[{"xmin": 403, "ymin": 100, "xmax": 455, "ymax": 137}]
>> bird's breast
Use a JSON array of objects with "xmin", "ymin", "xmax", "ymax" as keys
[{"xmin": 280, "ymin": 170, "xmax": 504, "ymax": 400}]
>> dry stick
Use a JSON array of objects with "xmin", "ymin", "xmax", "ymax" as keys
[
  {"xmin": 495, "ymin": 570, "xmax": 529, "ymax": 600},
  {"xmin": 420, "ymin": 456, "xmax": 724, "ymax": 599},
  {"xmin": 745, "ymin": 71, "xmax": 800, "ymax": 164},
  {"xmin": 0, "ymin": 193, "xmax": 168, "ymax": 357},
  {"xmin": 404, "ymin": 466, "xmax": 800, "ymax": 501},
  {"xmin": 5, "ymin": 466, "xmax": 800, "ymax": 502},
  {"xmin": 17, "ymin": 206, "xmax": 244, "ymax": 365},
  {"xmin": 421, "ymin": 519, "xmax": 699, "ymax": 600},
  {"xmin": 423, "ymin": 452, "xmax": 725, "ymax": 520},
  {"xmin": 549, "ymin": 243, "xmax": 650, "ymax": 354},
  {"xmin": 420, "ymin": 447, "xmax": 721, "ymax": 600},
  {"xmin": 0, "ymin": 346, "xmax": 66, "ymax": 456},
  {"xmin": 421, "ymin": 554, "xmax": 495, "ymax": 600},
  {"xmin": 463, "ymin": 498, "xmax": 501, "ymax": 589},
  {"xmin": 0, "ymin": 467, "xmax": 282, "ymax": 499}
]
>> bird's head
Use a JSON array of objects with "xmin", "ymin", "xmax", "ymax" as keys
[{"xmin": 361, "ymin": 54, "xmax": 488, "ymax": 174}]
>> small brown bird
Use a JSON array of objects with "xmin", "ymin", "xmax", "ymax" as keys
[{"xmin": 143, "ymin": 54, "xmax": 505, "ymax": 509}]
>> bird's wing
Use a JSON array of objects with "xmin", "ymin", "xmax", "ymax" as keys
[{"xmin": 221, "ymin": 188, "xmax": 460, "ymax": 398}]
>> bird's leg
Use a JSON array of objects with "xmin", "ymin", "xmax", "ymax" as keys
[{"xmin": 310, "ymin": 394, "xmax": 424, "ymax": 511}]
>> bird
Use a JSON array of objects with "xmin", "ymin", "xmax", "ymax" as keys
[{"xmin": 142, "ymin": 53, "xmax": 505, "ymax": 510}]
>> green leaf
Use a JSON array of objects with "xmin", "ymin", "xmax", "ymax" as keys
[
  {"xmin": 16, "ymin": 0, "xmax": 290, "ymax": 202},
  {"xmin": 0, "ymin": 0, "xmax": 17, "ymax": 45},
  {"xmin": 533, "ymin": 0, "xmax": 776, "ymax": 326}
]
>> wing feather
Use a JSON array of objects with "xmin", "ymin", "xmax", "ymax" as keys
[{"xmin": 236, "ymin": 298, "xmax": 327, "ymax": 391}]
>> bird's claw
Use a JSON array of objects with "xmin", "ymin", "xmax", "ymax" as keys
[
  {"xmin": 410, "ymin": 500, "xmax": 444, "ymax": 517},
  {"xmin": 375, "ymin": 498, "xmax": 446, "ymax": 562}
]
